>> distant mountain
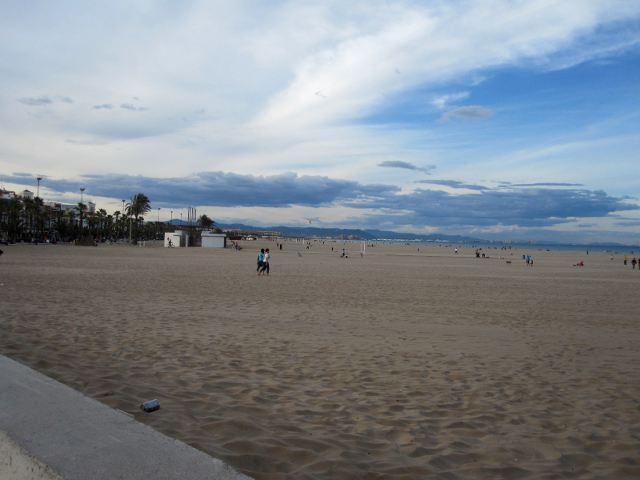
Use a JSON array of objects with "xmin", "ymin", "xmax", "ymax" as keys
[
  {"xmin": 164, "ymin": 220, "xmax": 638, "ymax": 249},
  {"xmin": 217, "ymin": 223, "xmax": 484, "ymax": 243}
]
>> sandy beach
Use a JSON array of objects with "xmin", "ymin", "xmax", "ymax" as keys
[{"xmin": 1, "ymin": 241, "xmax": 639, "ymax": 479}]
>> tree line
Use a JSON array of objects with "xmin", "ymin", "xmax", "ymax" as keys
[{"xmin": 0, "ymin": 192, "xmax": 218, "ymax": 244}]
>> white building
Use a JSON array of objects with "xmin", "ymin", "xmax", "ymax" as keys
[
  {"xmin": 165, "ymin": 230, "xmax": 189, "ymax": 247},
  {"xmin": 201, "ymin": 232, "xmax": 226, "ymax": 248}
]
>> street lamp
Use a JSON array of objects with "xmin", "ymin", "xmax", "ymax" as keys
[
  {"xmin": 170, "ymin": 210, "xmax": 173, "ymax": 224},
  {"xmin": 79, "ymin": 187, "xmax": 85, "ymax": 233},
  {"xmin": 36, "ymin": 177, "xmax": 43, "ymax": 198},
  {"xmin": 121, "ymin": 200, "xmax": 126, "ymax": 242}
]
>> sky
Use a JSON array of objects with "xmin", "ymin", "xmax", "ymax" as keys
[{"xmin": 1, "ymin": 0, "xmax": 639, "ymax": 243}]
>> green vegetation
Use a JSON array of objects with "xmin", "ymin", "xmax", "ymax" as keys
[{"xmin": 0, "ymin": 192, "xmax": 172, "ymax": 244}]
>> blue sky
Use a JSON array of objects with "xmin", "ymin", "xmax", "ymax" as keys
[{"xmin": 1, "ymin": 1, "xmax": 639, "ymax": 243}]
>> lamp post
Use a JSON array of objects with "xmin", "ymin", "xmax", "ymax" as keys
[
  {"xmin": 156, "ymin": 208, "xmax": 160, "ymax": 239},
  {"xmin": 79, "ymin": 187, "xmax": 85, "ymax": 234},
  {"xmin": 170, "ymin": 210, "xmax": 173, "ymax": 224},
  {"xmin": 36, "ymin": 177, "xmax": 42, "ymax": 198},
  {"xmin": 121, "ymin": 200, "xmax": 126, "ymax": 242}
]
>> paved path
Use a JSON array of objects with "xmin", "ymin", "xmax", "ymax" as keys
[{"xmin": 0, "ymin": 355, "xmax": 251, "ymax": 480}]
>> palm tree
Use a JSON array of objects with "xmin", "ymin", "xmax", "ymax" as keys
[
  {"xmin": 113, "ymin": 210, "xmax": 121, "ymax": 240},
  {"xmin": 6, "ymin": 198, "xmax": 23, "ymax": 243},
  {"xmin": 126, "ymin": 193, "xmax": 151, "ymax": 243},
  {"xmin": 197, "ymin": 214, "xmax": 214, "ymax": 229}
]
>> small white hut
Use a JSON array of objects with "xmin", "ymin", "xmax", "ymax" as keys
[
  {"xmin": 201, "ymin": 232, "xmax": 226, "ymax": 248},
  {"xmin": 164, "ymin": 230, "xmax": 189, "ymax": 247}
]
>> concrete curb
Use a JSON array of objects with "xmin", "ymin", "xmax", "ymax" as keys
[{"xmin": 0, "ymin": 355, "xmax": 252, "ymax": 480}]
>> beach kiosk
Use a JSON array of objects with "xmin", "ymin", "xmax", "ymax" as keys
[
  {"xmin": 201, "ymin": 232, "xmax": 226, "ymax": 248},
  {"xmin": 164, "ymin": 230, "xmax": 190, "ymax": 247}
]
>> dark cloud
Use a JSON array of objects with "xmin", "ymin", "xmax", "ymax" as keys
[
  {"xmin": 2, "ymin": 172, "xmax": 634, "ymax": 229},
  {"xmin": 509, "ymin": 182, "xmax": 584, "ymax": 187},
  {"xmin": 614, "ymin": 219, "xmax": 640, "ymax": 227},
  {"xmin": 11, "ymin": 172, "xmax": 34, "ymax": 178},
  {"xmin": 442, "ymin": 105, "xmax": 493, "ymax": 121},
  {"xmin": 417, "ymin": 179, "xmax": 487, "ymax": 190},
  {"xmin": 18, "ymin": 95, "xmax": 73, "ymax": 106},
  {"xmin": 93, "ymin": 104, "xmax": 113, "ymax": 110},
  {"xmin": 120, "ymin": 103, "xmax": 148, "ymax": 111},
  {"xmin": 18, "ymin": 96, "xmax": 53, "ymax": 106},
  {"xmin": 378, "ymin": 161, "xmax": 435, "ymax": 174},
  {"xmin": 345, "ymin": 187, "xmax": 636, "ymax": 227},
  {"xmin": 2, "ymin": 172, "xmax": 399, "ymax": 208}
]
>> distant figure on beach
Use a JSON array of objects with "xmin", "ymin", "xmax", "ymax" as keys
[
  {"xmin": 529, "ymin": 256, "xmax": 534, "ymax": 266},
  {"xmin": 260, "ymin": 248, "xmax": 271, "ymax": 275},
  {"xmin": 167, "ymin": 238, "xmax": 173, "ymax": 248},
  {"xmin": 525, "ymin": 255, "xmax": 530, "ymax": 265},
  {"xmin": 454, "ymin": 247, "xmax": 458, "ymax": 254},
  {"xmin": 632, "ymin": 257, "xmax": 637, "ymax": 270},
  {"xmin": 624, "ymin": 255, "xmax": 627, "ymax": 265},
  {"xmin": 257, "ymin": 248, "xmax": 264, "ymax": 275}
]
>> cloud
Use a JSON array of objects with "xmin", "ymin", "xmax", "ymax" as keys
[
  {"xmin": 17, "ymin": 95, "xmax": 74, "ymax": 106},
  {"xmin": 441, "ymin": 105, "xmax": 494, "ymax": 121},
  {"xmin": 417, "ymin": 179, "xmax": 487, "ymax": 190},
  {"xmin": 2, "ymin": 172, "xmax": 399, "ymax": 208},
  {"xmin": 18, "ymin": 96, "xmax": 53, "ymax": 106},
  {"xmin": 378, "ymin": 161, "xmax": 435, "ymax": 174},
  {"xmin": 3, "ymin": 172, "xmax": 635, "ymax": 230},
  {"xmin": 431, "ymin": 92, "xmax": 469, "ymax": 110},
  {"xmin": 508, "ymin": 182, "xmax": 584, "ymax": 187},
  {"xmin": 255, "ymin": 2, "xmax": 640, "ymax": 128},
  {"xmin": 92, "ymin": 104, "xmax": 113, "ymax": 110},
  {"xmin": 120, "ymin": 103, "xmax": 148, "ymax": 111},
  {"xmin": 614, "ymin": 219, "xmax": 640, "ymax": 227},
  {"xmin": 342, "ymin": 186, "xmax": 637, "ymax": 228}
]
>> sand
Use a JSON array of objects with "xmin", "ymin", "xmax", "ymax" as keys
[
  {"xmin": 0, "ymin": 430, "xmax": 62, "ymax": 480},
  {"xmin": 1, "ymin": 241, "xmax": 639, "ymax": 479}
]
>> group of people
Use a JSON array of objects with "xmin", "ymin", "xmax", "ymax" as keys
[
  {"xmin": 256, "ymin": 248, "xmax": 271, "ymax": 275},
  {"xmin": 523, "ymin": 254, "xmax": 534, "ymax": 266}
]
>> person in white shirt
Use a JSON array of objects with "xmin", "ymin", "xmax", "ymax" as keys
[{"xmin": 260, "ymin": 248, "xmax": 271, "ymax": 275}]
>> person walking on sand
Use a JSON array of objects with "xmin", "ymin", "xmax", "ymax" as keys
[
  {"xmin": 257, "ymin": 248, "xmax": 264, "ymax": 275},
  {"xmin": 260, "ymin": 248, "xmax": 271, "ymax": 275},
  {"xmin": 632, "ymin": 257, "xmax": 637, "ymax": 270}
]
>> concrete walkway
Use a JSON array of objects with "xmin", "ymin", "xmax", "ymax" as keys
[{"xmin": 0, "ymin": 355, "xmax": 251, "ymax": 480}]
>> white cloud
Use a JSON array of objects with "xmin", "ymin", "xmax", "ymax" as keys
[{"xmin": 431, "ymin": 91, "xmax": 470, "ymax": 110}]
